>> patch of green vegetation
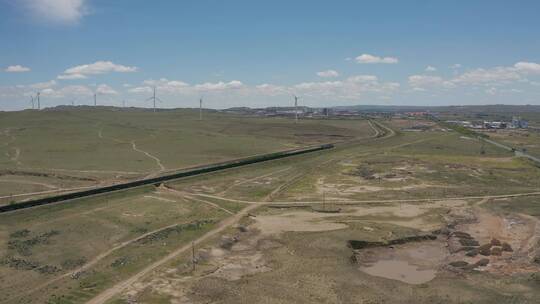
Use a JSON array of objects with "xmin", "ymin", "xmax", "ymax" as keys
[{"xmin": 486, "ymin": 196, "xmax": 540, "ymax": 219}]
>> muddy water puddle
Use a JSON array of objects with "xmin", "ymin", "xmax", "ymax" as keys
[
  {"xmin": 356, "ymin": 241, "xmax": 446, "ymax": 284},
  {"xmin": 360, "ymin": 260, "xmax": 436, "ymax": 284}
]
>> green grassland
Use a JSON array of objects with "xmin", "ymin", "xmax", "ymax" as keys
[
  {"xmin": 0, "ymin": 107, "xmax": 375, "ymax": 204},
  {"xmin": 0, "ymin": 108, "xmax": 374, "ymax": 172}
]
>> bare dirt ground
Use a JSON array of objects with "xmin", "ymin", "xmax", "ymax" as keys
[{"xmin": 99, "ymin": 191, "xmax": 540, "ymax": 304}]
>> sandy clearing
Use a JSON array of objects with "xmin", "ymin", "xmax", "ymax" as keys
[{"xmin": 253, "ymin": 211, "xmax": 348, "ymax": 235}]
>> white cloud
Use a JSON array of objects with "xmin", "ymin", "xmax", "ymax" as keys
[
  {"xmin": 408, "ymin": 75, "xmax": 455, "ymax": 89},
  {"xmin": 407, "ymin": 61, "xmax": 540, "ymax": 93},
  {"xmin": 355, "ymin": 53, "xmax": 398, "ymax": 64},
  {"xmin": 57, "ymin": 73, "xmax": 86, "ymax": 80},
  {"xmin": 486, "ymin": 87, "xmax": 497, "ymax": 95},
  {"xmin": 59, "ymin": 61, "xmax": 138, "ymax": 79},
  {"xmin": 292, "ymin": 75, "xmax": 399, "ymax": 99},
  {"xmin": 316, "ymin": 70, "xmax": 339, "ymax": 78},
  {"xmin": 128, "ymin": 79, "xmax": 244, "ymax": 96},
  {"xmin": 514, "ymin": 62, "xmax": 540, "ymax": 74},
  {"xmin": 126, "ymin": 75, "xmax": 398, "ymax": 102},
  {"xmin": 36, "ymin": 84, "xmax": 93, "ymax": 98},
  {"xmin": 255, "ymin": 84, "xmax": 288, "ymax": 96},
  {"xmin": 30, "ymin": 80, "xmax": 57, "ymax": 90},
  {"xmin": 5, "ymin": 65, "xmax": 31, "ymax": 72},
  {"xmin": 22, "ymin": 0, "xmax": 89, "ymax": 24},
  {"xmin": 96, "ymin": 84, "xmax": 118, "ymax": 95},
  {"xmin": 347, "ymin": 75, "xmax": 378, "ymax": 83},
  {"xmin": 128, "ymin": 86, "xmax": 153, "ymax": 94},
  {"xmin": 61, "ymin": 85, "xmax": 93, "ymax": 96},
  {"xmin": 452, "ymin": 67, "xmax": 521, "ymax": 85},
  {"xmin": 425, "ymin": 66, "xmax": 437, "ymax": 72},
  {"xmin": 195, "ymin": 80, "xmax": 244, "ymax": 91}
]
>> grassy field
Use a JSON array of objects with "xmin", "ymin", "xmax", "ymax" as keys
[
  {"xmin": 0, "ymin": 107, "xmax": 375, "ymax": 204},
  {"xmin": 1, "ymin": 114, "xmax": 540, "ymax": 304}
]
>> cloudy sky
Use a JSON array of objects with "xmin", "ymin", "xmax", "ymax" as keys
[{"xmin": 1, "ymin": 0, "xmax": 540, "ymax": 110}]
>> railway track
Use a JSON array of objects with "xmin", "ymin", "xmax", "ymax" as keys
[{"xmin": 0, "ymin": 144, "xmax": 334, "ymax": 213}]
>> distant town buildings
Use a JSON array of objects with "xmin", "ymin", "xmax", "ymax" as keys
[{"xmin": 445, "ymin": 117, "xmax": 528, "ymax": 130}]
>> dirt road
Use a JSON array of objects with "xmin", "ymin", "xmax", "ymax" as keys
[{"xmin": 86, "ymin": 202, "xmax": 261, "ymax": 304}]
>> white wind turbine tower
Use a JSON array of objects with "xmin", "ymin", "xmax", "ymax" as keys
[
  {"xmin": 293, "ymin": 95, "xmax": 300, "ymax": 124},
  {"xmin": 29, "ymin": 95, "xmax": 35, "ymax": 109},
  {"xmin": 145, "ymin": 86, "xmax": 163, "ymax": 112},
  {"xmin": 93, "ymin": 93, "xmax": 97, "ymax": 106},
  {"xmin": 199, "ymin": 97, "xmax": 203, "ymax": 120},
  {"xmin": 36, "ymin": 92, "xmax": 41, "ymax": 110}
]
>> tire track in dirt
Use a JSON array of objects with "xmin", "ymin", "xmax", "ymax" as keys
[
  {"xmin": 162, "ymin": 186, "xmax": 235, "ymax": 215},
  {"xmin": 218, "ymin": 167, "xmax": 292, "ymax": 196}
]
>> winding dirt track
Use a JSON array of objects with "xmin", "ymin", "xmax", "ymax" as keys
[{"xmin": 130, "ymin": 140, "xmax": 166, "ymax": 171}]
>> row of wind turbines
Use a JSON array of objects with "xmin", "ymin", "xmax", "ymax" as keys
[{"xmin": 28, "ymin": 87, "xmax": 303, "ymax": 123}]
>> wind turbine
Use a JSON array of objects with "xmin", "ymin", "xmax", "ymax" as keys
[
  {"xmin": 293, "ymin": 95, "xmax": 300, "ymax": 124},
  {"xmin": 30, "ymin": 95, "xmax": 35, "ymax": 109},
  {"xmin": 145, "ymin": 86, "xmax": 163, "ymax": 112},
  {"xmin": 199, "ymin": 97, "xmax": 203, "ymax": 120},
  {"xmin": 36, "ymin": 92, "xmax": 41, "ymax": 110},
  {"xmin": 93, "ymin": 93, "xmax": 97, "ymax": 106}
]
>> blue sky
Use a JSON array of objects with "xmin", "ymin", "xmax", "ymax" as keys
[{"xmin": 1, "ymin": 0, "xmax": 540, "ymax": 110}]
